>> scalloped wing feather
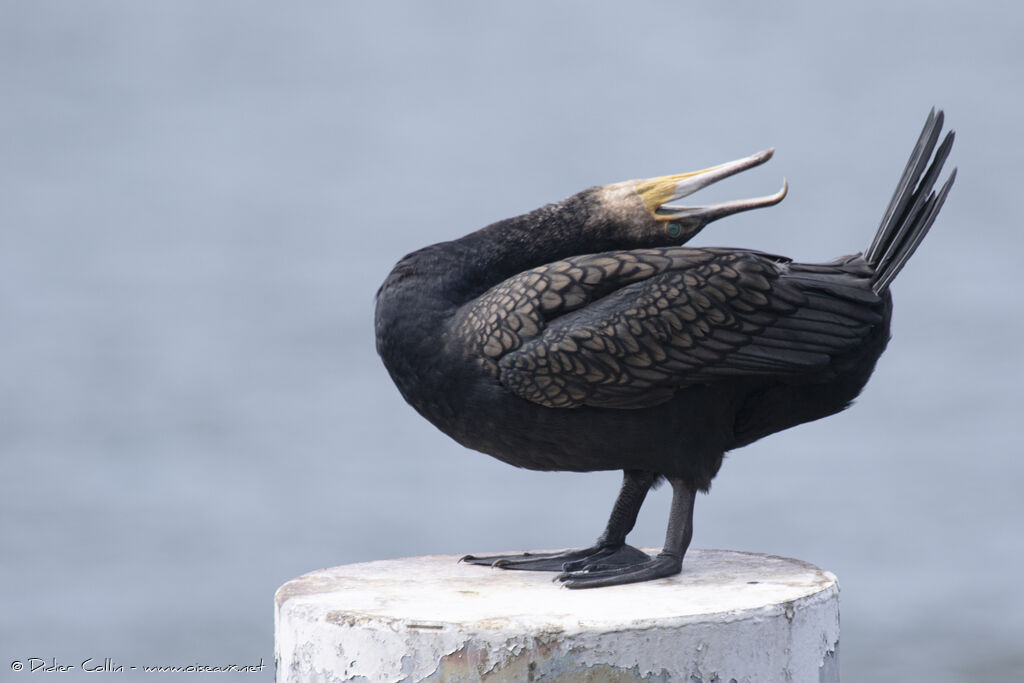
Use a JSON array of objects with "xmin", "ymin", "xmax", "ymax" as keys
[{"xmin": 454, "ymin": 247, "xmax": 882, "ymax": 409}]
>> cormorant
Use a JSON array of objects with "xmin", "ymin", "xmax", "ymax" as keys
[{"xmin": 375, "ymin": 110, "xmax": 955, "ymax": 588}]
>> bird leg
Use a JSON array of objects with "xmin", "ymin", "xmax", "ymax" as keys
[
  {"xmin": 460, "ymin": 470, "xmax": 655, "ymax": 572},
  {"xmin": 557, "ymin": 476, "xmax": 695, "ymax": 589}
]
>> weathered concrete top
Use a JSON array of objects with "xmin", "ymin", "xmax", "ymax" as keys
[
  {"xmin": 276, "ymin": 549, "xmax": 840, "ymax": 682},
  {"xmin": 277, "ymin": 548, "xmax": 836, "ymax": 628}
]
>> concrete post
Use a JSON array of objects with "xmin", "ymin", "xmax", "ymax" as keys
[{"xmin": 275, "ymin": 549, "xmax": 840, "ymax": 682}]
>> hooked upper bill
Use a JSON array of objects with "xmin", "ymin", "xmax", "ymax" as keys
[{"xmin": 635, "ymin": 149, "xmax": 788, "ymax": 224}]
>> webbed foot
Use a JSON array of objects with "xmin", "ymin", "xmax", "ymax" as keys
[
  {"xmin": 460, "ymin": 544, "xmax": 651, "ymax": 573},
  {"xmin": 556, "ymin": 552, "xmax": 682, "ymax": 589}
]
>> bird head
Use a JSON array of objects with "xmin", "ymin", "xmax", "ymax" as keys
[{"xmin": 594, "ymin": 149, "xmax": 788, "ymax": 246}]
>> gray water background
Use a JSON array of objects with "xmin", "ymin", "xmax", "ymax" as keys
[{"xmin": 2, "ymin": 2, "xmax": 1022, "ymax": 680}]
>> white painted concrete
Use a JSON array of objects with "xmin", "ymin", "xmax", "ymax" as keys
[{"xmin": 275, "ymin": 549, "xmax": 840, "ymax": 682}]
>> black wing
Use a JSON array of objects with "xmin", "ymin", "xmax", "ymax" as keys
[{"xmin": 453, "ymin": 247, "xmax": 883, "ymax": 409}]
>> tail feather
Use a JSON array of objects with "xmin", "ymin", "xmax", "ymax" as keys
[{"xmin": 866, "ymin": 109, "xmax": 956, "ymax": 294}]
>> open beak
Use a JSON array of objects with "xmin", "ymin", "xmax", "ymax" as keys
[{"xmin": 637, "ymin": 149, "xmax": 788, "ymax": 223}]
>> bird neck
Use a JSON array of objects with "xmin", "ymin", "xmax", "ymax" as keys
[
  {"xmin": 374, "ymin": 187, "xmax": 635, "ymax": 416},
  {"xmin": 375, "ymin": 195, "xmax": 591, "ymax": 366},
  {"xmin": 444, "ymin": 190, "xmax": 614, "ymax": 304}
]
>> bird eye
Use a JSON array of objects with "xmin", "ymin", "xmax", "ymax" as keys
[{"xmin": 666, "ymin": 222, "xmax": 682, "ymax": 237}]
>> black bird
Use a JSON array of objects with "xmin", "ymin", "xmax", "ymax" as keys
[{"xmin": 375, "ymin": 110, "xmax": 955, "ymax": 588}]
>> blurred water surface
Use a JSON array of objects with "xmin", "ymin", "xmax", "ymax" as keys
[{"xmin": 2, "ymin": 2, "xmax": 1022, "ymax": 681}]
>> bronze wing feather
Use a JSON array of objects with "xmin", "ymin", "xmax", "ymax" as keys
[{"xmin": 454, "ymin": 247, "xmax": 883, "ymax": 409}]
